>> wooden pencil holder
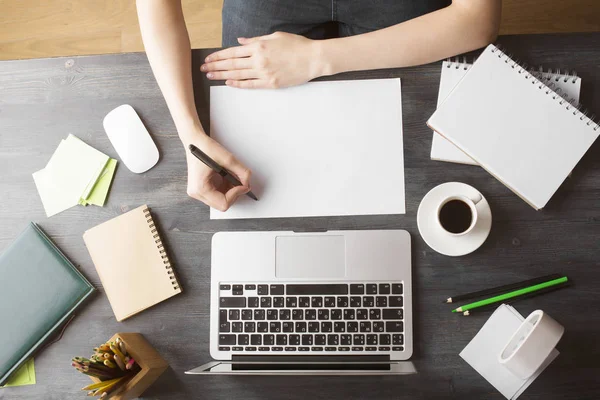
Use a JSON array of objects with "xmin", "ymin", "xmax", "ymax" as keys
[{"xmin": 89, "ymin": 333, "xmax": 168, "ymax": 400}]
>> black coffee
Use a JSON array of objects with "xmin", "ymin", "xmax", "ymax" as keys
[{"xmin": 439, "ymin": 200, "xmax": 473, "ymax": 234}]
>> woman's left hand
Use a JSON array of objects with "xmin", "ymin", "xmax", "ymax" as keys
[{"xmin": 201, "ymin": 32, "xmax": 325, "ymax": 89}]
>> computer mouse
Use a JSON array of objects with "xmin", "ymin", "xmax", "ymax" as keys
[{"xmin": 103, "ymin": 104, "xmax": 159, "ymax": 173}]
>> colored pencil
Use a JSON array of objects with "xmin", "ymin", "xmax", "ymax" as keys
[
  {"xmin": 114, "ymin": 354, "xmax": 126, "ymax": 371},
  {"xmin": 110, "ymin": 343, "xmax": 126, "ymax": 362},
  {"xmin": 119, "ymin": 341, "xmax": 128, "ymax": 357},
  {"xmin": 103, "ymin": 374, "xmax": 130, "ymax": 397},
  {"xmin": 444, "ymin": 273, "xmax": 562, "ymax": 303},
  {"xmin": 462, "ymin": 281, "xmax": 571, "ymax": 315},
  {"xmin": 93, "ymin": 376, "xmax": 125, "ymax": 397},
  {"xmin": 98, "ymin": 344, "xmax": 111, "ymax": 352},
  {"xmin": 452, "ymin": 276, "xmax": 568, "ymax": 313},
  {"xmin": 82, "ymin": 377, "xmax": 123, "ymax": 391},
  {"xmin": 125, "ymin": 358, "xmax": 136, "ymax": 370}
]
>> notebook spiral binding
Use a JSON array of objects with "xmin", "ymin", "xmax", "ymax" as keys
[
  {"xmin": 489, "ymin": 45, "xmax": 598, "ymax": 132},
  {"xmin": 445, "ymin": 55, "xmax": 581, "ymax": 84},
  {"xmin": 143, "ymin": 207, "xmax": 180, "ymax": 291},
  {"xmin": 445, "ymin": 54, "xmax": 589, "ymax": 112}
]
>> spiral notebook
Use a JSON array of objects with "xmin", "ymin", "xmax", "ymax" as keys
[
  {"xmin": 428, "ymin": 44, "xmax": 600, "ymax": 209},
  {"xmin": 83, "ymin": 205, "xmax": 181, "ymax": 321},
  {"xmin": 431, "ymin": 59, "xmax": 583, "ymax": 165}
]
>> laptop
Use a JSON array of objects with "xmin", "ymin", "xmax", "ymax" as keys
[{"xmin": 186, "ymin": 230, "xmax": 416, "ymax": 375}]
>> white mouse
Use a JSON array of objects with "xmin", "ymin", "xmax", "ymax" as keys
[{"xmin": 103, "ymin": 104, "xmax": 159, "ymax": 173}]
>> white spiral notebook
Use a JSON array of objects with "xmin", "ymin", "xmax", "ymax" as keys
[
  {"xmin": 427, "ymin": 45, "xmax": 599, "ymax": 209},
  {"xmin": 431, "ymin": 59, "xmax": 583, "ymax": 165}
]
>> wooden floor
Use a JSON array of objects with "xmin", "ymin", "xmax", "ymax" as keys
[{"xmin": 0, "ymin": 0, "xmax": 599, "ymax": 61}]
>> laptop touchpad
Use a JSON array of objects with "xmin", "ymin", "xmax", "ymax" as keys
[{"xmin": 275, "ymin": 236, "xmax": 346, "ymax": 279}]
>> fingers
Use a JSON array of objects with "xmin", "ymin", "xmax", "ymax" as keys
[
  {"xmin": 226, "ymin": 79, "xmax": 267, "ymax": 89},
  {"xmin": 202, "ymin": 58, "xmax": 253, "ymax": 73},
  {"xmin": 222, "ymin": 158, "xmax": 252, "ymax": 189},
  {"xmin": 225, "ymin": 185, "xmax": 249, "ymax": 205},
  {"xmin": 205, "ymin": 45, "xmax": 253, "ymax": 63},
  {"xmin": 206, "ymin": 69, "xmax": 260, "ymax": 81}
]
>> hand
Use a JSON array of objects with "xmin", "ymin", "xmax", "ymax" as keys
[
  {"xmin": 201, "ymin": 32, "xmax": 324, "ymax": 89},
  {"xmin": 183, "ymin": 134, "xmax": 252, "ymax": 212}
]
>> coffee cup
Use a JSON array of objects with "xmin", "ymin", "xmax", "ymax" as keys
[{"xmin": 436, "ymin": 192, "xmax": 483, "ymax": 236}]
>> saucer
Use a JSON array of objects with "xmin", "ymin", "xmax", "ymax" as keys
[{"xmin": 417, "ymin": 182, "xmax": 492, "ymax": 257}]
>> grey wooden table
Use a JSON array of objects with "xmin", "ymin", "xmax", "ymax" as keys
[{"xmin": 1, "ymin": 32, "xmax": 599, "ymax": 400}]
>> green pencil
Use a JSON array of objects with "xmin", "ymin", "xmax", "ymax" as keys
[{"xmin": 452, "ymin": 276, "xmax": 568, "ymax": 313}]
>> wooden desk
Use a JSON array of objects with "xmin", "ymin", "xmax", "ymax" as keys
[{"xmin": 1, "ymin": 33, "xmax": 599, "ymax": 400}]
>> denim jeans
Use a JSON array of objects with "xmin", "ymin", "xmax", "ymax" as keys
[{"xmin": 222, "ymin": 0, "xmax": 451, "ymax": 47}]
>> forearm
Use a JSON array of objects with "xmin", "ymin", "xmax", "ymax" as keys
[
  {"xmin": 136, "ymin": 0, "xmax": 205, "ymax": 145},
  {"xmin": 317, "ymin": 1, "xmax": 501, "ymax": 75}
]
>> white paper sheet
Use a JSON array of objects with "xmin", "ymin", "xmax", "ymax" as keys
[
  {"xmin": 460, "ymin": 305, "xmax": 559, "ymax": 399},
  {"xmin": 209, "ymin": 78, "xmax": 405, "ymax": 219}
]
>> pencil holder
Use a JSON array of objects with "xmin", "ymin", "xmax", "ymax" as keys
[{"xmin": 88, "ymin": 333, "xmax": 168, "ymax": 400}]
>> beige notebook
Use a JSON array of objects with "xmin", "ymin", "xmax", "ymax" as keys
[{"xmin": 83, "ymin": 205, "xmax": 181, "ymax": 321}]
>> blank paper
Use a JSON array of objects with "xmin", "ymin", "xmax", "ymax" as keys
[{"xmin": 210, "ymin": 78, "xmax": 405, "ymax": 219}]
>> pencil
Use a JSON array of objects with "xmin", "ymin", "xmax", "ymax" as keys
[
  {"xmin": 110, "ymin": 343, "xmax": 126, "ymax": 362},
  {"xmin": 113, "ymin": 354, "xmax": 126, "ymax": 371},
  {"xmin": 462, "ymin": 281, "xmax": 571, "ymax": 315},
  {"xmin": 82, "ymin": 377, "xmax": 123, "ymax": 391},
  {"xmin": 119, "ymin": 341, "xmax": 128, "ymax": 357},
  {"xmin": 452, "ymin": 276, "xmax": 568, "ymax": 313},
  {"xmin": 102, "ymin": 374, "xmax": 130, "ymax": 398},
  {"xmin": 98, "ymin": 344, "xmax": 111, "ymax": 352},
  {"xmin": 94, "ymin": 376, "xmax": 125, "ymax": 397},
  {"xmin": 444, "ymin": 273, "xmax": 562, "ymax": 303},
  {"xmin": 125, "ymin": 358, "xmax": 136, "ymax": 370}
]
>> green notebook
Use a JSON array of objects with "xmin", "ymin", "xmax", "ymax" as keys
[{"xmin": 0, "ymin": 223, "xmax": 95, "ymax": 386}]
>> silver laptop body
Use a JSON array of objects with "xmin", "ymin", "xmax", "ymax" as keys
[{"xmin": 186, "ymin": 230, "xmax": 416, "ymax": 375}]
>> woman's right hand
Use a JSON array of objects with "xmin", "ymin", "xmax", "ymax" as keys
[{"xmin": 183, "ymin": 132, "xmax": 252, "ymax": 212}]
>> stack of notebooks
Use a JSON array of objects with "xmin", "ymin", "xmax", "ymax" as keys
[
  {"xmin": 428, "ymin": 45, "xmax": 599, "ymax": 209},
  {"xmin": 33, "ymin": 134, "xmax": 117, "ymax": 217}
]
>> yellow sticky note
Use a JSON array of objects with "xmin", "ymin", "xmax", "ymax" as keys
[
  {"xmin": 33, "ymin": 135, "xmax": 110, "ymax": 217},
  {"xmin": 33, "ymin": 168, "xmax": 80, "ymax": 216},
  {"xmin": 1, "ymin": 359, "xmax": 36, "ymax": 388}
]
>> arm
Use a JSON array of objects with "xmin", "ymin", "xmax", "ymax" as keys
[
  {"xmin": 136, "ymin": 0, "xmax": 251, "ymax": 210},
  {"xmin": 319, "ymin": 0, "xmax": 501, "ymax": 74},
  {"xmin": 201, "ymin": 0, "xmax": 501, "ymax": 88}
]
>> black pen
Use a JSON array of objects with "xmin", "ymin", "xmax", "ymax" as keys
[{"xmin": 188, "ymin": 144, "xmax": 258, "ymax": 201}]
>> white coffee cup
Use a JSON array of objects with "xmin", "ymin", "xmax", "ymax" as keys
[{"xmin": 436, "ymin": 192, "xmax": 483, "ymax": 236}]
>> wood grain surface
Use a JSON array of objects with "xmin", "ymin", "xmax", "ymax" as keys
[
  {"xmin": 0, "ymin": 33, "xmax": 599, "ymax": 399},
  {"xmin": 0, "ymin": 0, "xmax": 599, "ymax": 60}
]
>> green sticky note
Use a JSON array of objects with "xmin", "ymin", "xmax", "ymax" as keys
[
  {"xmin": 80, "ymin": 158, "xmax": 117, "ymax": 207},
  {"xmin": 1, "ymin": 359, "xmax": 36, "ymax": 388}
]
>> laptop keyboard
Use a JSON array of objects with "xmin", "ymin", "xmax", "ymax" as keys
[{"xmin": 218, "ymin": 283, "xmax": 405, "ymax": 353}]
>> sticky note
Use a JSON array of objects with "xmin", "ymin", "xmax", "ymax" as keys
[
  {"xmin": 80, "ymin": 158, "xmax": 117, "ymax": 207},
  {"xmin": 1, "ymin": 359, "xmax": 36, "ymax": 388},
  {"xmin": 33, "ymin": 135, "xmax": 112, "ymax": 217}
]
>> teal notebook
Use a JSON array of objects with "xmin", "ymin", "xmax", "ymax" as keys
[{"xmin": 0, "ymin": 223, "xmax": 95, "ymax": 386}]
